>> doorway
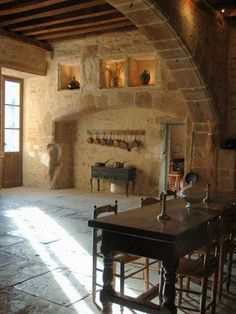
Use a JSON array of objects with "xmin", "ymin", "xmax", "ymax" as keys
[
  {"xmin": 160, "ymin": 123, "xmax": 185, "ymax": 193},
  {"xmin": 1, "ymin": 76, "xmax": 23, "ymax": 188}
]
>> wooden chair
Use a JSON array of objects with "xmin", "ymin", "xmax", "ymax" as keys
[
  {"xmin": 217, "ymin": 222, "xmax": 235, "ymax": 301},
  {"xmin": 183, "ymin": 219, "xmax": 234, "ymax": 303},
  {"xmin": 92, "ymin": 200, "xmax": 150, "ymax": 310},
  {"xmin": 174, "ymin": 217, "xmax": 224, "ymax": 313}
]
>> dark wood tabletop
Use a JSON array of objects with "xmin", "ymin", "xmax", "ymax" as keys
[{"xmin": 88, "ymin": 198, "xmax": 229, "ymax": 242}]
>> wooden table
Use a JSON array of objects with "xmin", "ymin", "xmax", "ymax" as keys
[
  {"xmin": 88, "ymin": 198, "xmax": 235, "ymax": 313},
  {"xmin": 90, "ymin": 166, "xmax": 136, "ymax": 197}
]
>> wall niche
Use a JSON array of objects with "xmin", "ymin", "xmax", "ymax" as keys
[
  {"xmin": 58, "ymin": 63, "xmax": 80, "ymax": 91},
  {"xmin": 128, "ymin": 56, "xmax": 156, "ymax": 87},
  {"xmin": 100, "ymin": 59, "xmax": 125, "ymax": 89}
]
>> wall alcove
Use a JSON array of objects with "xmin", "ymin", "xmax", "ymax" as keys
[{"xmin": 51, "ymin": 107, "xmax": 186, "ymax": 195}]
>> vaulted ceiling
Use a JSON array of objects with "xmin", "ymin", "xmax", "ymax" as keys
[{"xmin": 0, "ymin": 0, "xmax": 235, "ymax": 50}]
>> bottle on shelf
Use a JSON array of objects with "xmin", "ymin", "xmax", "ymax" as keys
[{"xmin": 67, "ymin": 77, "xmax": 80, "ymax": 90}]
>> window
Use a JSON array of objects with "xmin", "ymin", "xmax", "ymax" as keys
[{"xmin": 3, "ymin": 78, "xmax": 22, "ymax": 153}]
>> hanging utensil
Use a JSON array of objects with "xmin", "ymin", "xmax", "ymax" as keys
[{"xmin": 94, "ymin": 132, "xmax": 100, "ymax": 145}]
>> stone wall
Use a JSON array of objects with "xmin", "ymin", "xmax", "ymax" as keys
[
  {"xmin": 23, "ymin": 31, "xmax": 187, "ymax": 194},
  {"xmin": 170, "ymin": 125, "xmax": 185, "ymax": 160},
  {"xmin": 227, "ymin": 27, "xmax": 236, "ymax": 140}
]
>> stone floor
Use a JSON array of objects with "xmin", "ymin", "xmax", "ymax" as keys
[{"xmin": 0, "ymin": 187, "xmax": 235, "ymax": 314}]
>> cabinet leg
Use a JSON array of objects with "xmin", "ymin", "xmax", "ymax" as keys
[
  {"xmin": 126, "ymin": 182, "xmax": 129, "ymax": 197},
  {"xmin": 90, "ymin": 178, "xmax": 93, "ymax": 192},
  {"xmin": 97, "ymin": 179, "xmax": 100, "ymax": 192},
  {"xmin": 132, "ymin": 180, "xmax": 135, "ymax": 194}
]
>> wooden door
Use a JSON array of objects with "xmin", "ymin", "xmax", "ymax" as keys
[{"xmin": 2, "ymin": 76, "xmax": 23, "ymax": 188}]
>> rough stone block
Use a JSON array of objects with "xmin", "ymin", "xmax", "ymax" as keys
[
  {"xmin": 135, "ymin": 91, "xmax": 153, "ymax": 108},
  {"xmin": 172, "ymin": 69, "xmax": 203, "ymax": 89},
  {"xmin": 181, "ymin": 87, "xmax": 209, "ymax": 101},
  {"xmin": 139, "ymin": 23, "xmax": 175, "ymax": 42},
  {"xmin": 187, "ymin": 100, "xmax": 215, "ymax": 123},
  {"xmin": 165, "ymin": 57, "xmax": 195, "ymax": 70},
  {"xmin": 158, "ymin": 47, "xmax": 190, "ymax": 60},
  {"xmin": 152, "ymin": 38, "xmax": 182, "ymax": 50},
  {"xmin": 124, "ymin": 7, "xmax": 164, "ymax": 25}
]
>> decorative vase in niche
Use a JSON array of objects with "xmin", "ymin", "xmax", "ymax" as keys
[
  {"xmin": 110, "ymin": 76, "xmax": 119, "ymax": 88},
  {"xmin": 67, "ymin": 77, "xmax": 80, "ymax": 90},
  {"xmin": 139, "ymin": 69, "xmax": 150, "ymax": 85},
  {"xmin": 179, "ymin": 182, "xmax": 205, "ymax": 208}
]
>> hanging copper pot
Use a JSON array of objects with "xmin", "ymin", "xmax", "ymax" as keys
[
  {"xmin": 107, "ymin": 133, "xmax": 114, "ymax": 146},
  {"xmin": 87, "ymin": 136, "xmax": 94, "ymax": 144},
  {"xmin": 100, "ymin": 132, "xmax": 107, "ymax": 145},
  {"xmin": 94, "ymin": 133, "xmax": 100, "ymax": 145},
  {"xmin": 113, "ymin": 133, "xmax": 121, "ymax": 148}
]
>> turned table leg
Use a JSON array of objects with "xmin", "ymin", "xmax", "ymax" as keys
[
  {"xmin": 161, "ymin": 257, "xmax": 179, "ymax": 314},
  {"xmin": 100, "ymin": 250, "xmax": 115, "ymax": 313}
]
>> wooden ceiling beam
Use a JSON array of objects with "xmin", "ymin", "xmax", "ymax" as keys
[
  {"xmin": 0, "ymin": 0, "xmax": 67, "ymax": 15},
  {"xmin": 0, "ymin": 0, "xmax": 106, "ymax": 26},
  {"xmin": 49, "ymin": 25, "xmax": 136, "ymax": 42},
  {"xmin": 10, "ymin": 8, "xmax": 117, "ymax": 32},
  {"xmin": 0, "ymin": 27, "xmax": 52, "ymax": 51},
  {"xmin": 23, "ymin": 15, "xmax": 126, "ymax": 36},
  {"xmin": 34, "ymin": 20, "xmax": 135, "ymax": 40}
]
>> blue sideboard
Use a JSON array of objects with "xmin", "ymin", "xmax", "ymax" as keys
[{"xmin": 90, "ymin": 166, "xmax": 136, "ymax": 197}]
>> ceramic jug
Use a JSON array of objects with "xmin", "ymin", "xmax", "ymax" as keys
[{"xmin": 139, "ymin": 70, "xmax": 150, "ymax": 85}]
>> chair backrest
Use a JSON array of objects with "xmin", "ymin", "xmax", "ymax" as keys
[
  {"xmin": 141, "ymin": 197, "xmax": 159, "ymax": 208},
  {"xmin": 204, "ymin": 216, "xmax": 224, "ymax": 267},
  {"xmin": 93, "ymin": 200, "xmax": 118, "ymax": 219},
  {"xmin": 93, "ymin": 200, "xmax": 118, "ymax": 254}
]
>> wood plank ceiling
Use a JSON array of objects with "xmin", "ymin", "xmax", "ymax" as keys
[
  {"xmin": 0, "ymin": 0, "xmax": 235, "ymax": 50},
  {"xmin": 0, "ymin": 0, "xmax": 136, "ymax": 49}
]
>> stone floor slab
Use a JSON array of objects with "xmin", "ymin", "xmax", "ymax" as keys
[
  {"xmin": 0, "ymin": 250, "xmax": 25, "ymax": 267},
  {"xmin": 0, "ymin": 260, "xmax": 54, "ymax": 288},
  {"xmin": 0, "ymin": 287, "xmax": 77, "ymax": 314},
  {"xmin": 15, "ymin": 268, "xmax": 90, "ymax": 306},
  {"xmin": 0, "ymin": 234, "xmax": 24, "ymax": 247}
]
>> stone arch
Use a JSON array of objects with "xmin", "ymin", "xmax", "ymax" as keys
[
  {"xmin": 106, "ymin": 0, "xmax": 218, "ymax": 124},
  {"xmin": 105, "ymin": 0, "xmax": 220, "ymax": 187}
]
